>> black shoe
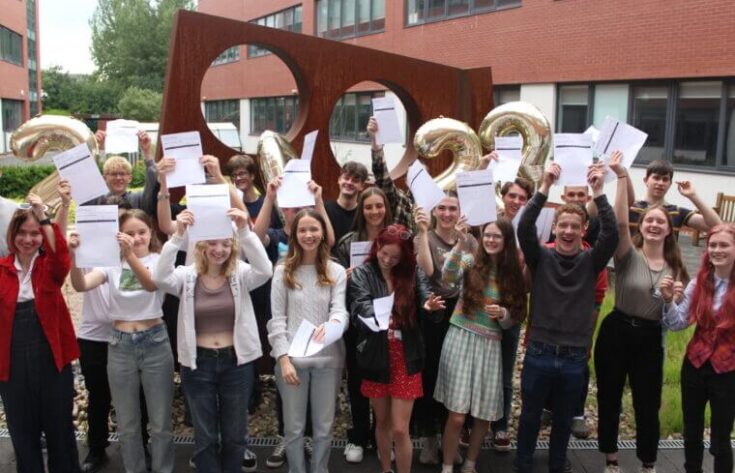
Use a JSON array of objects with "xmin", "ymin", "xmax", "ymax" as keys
[
  {"xmin": 144, "ymin": 445, "xmax": 152, "ymax": 472},
  {"xmin": 81, "ymin": 449, "xmax": 109, "ymax": 473}
]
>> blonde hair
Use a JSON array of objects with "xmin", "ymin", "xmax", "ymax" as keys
[
  {"xmin": 103, "ymin": 156, "xmax": 132, "ymax": 174},
  {"xmin": 193, "ymin": 238, "xmax": 239, "ymax": 277}
]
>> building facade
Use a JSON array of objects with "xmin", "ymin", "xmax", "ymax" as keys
[
  {"xmin": 197, "ymin": 0, "xmax": 735, "ymax": 206},
  {"xmin": 0, "ymin": 0, "xmax": 41, "ymax": 152}
]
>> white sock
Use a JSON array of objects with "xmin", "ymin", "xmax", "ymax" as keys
[{"xmin": 441, "ymin": 464, "xmax": 454, "ymax": 473}]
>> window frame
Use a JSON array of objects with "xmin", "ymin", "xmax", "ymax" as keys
[
  {"xmin": 0, "ymin": 25, "xmax": 23, "ymax": 66},
  {"xmin": 316, "ymin": 0, "xmax": 385, "ymax": 41},
  {"xmin": 404, "ymin": 0, "xmax": 521, "ymax": 27},
  {"xmin": 249, "ymin": 95, "xmax": 300, "ymax": 135},
  {"xmin": 248, "ymin": 5, "xmax": 304, "ymax": 59},
  {"xmin": 329, "ymin": 91, "xmax": 386, "ymax": 143}
]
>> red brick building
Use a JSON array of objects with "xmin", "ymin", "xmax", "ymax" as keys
[
  {"xmin": 197, "ymin": 0, "xmax": 735, "ymax": 204},
  {"xmin": 0, "ymin": 0, "xmax": 41, "ymax": 152}
]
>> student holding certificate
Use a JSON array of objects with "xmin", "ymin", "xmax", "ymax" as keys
[
  {"xmin": 152, "ymin": 206, "xmax": 272, "ymax": 472},
  {"xmin": 0, "ymin": 196, "xmax": 81, "ymax": 472},
  {"xmin": 266, "ymin": 209, "xmax": 348, "ymax": 473},
  {"xmin": 69, "ymin": 210, "xmax": 173, "ymax": 473}
]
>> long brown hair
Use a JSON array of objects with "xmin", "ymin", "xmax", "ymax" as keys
[
  {"xmin": 6, "ymin": 209, "xmax": 43, "ymax": 255},
  {"xmin": 688, "ymin": 224, "xmax": 735, "ymax": 330},
  {"xmin": 352, "ymin": 187, "xmax": 393, "ymax": 241},
  {"xmin": 631, "ymin": 205, "xmax": 690, "ymax": 283},
  {"xmin": 118, "ymin": 209, "xmax": 160, "ymax": 253},
  {"xmin": 283, "ymin": 209, "xmax": 334, "ymax": 289},
  {"xmin": 365, "ymin": 224, "xmax": 417, "ymax": 328},
  {"xmin": 462, "ymin": 219, "xmax": 526, "ymax": 321}
]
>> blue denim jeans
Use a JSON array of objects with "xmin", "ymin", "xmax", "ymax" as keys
[
  {"xmin": 516, "ymin": 341, "xmax": 587, "ymax": 473},
  {"xmin": 181, "ymin": 347, "xmax": 255, "ymax": 473},
  {"xmin": 275, "ymin": 364, "xmax": 341, "ymax": 473},
  {"xmin": 108, "ymin": 323, "xmax": 175, "ymax": 473},
  {"xmin": 491, "ymin": 323, "xmax": 521, "ymax": 433}
]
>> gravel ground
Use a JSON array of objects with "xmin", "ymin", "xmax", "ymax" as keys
[{"xmin": 0, "ymin": 279, "xmax": 671, "ymax": 442}]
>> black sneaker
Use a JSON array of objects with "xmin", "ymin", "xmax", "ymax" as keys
[
  {"xmin": 81, "ymin": 449, "xmax": 109, "ymax": 473},
  {"xmin": 242, "ymin": 448, "xmax": 257, "ymax": 472},
  {"xmin": 266, "ymin": 436, "xmax": 286, "ymax": 468}
]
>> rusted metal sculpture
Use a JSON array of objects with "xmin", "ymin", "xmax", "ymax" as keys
[{"xmin": 159, "ymin": 10, "xmax": 493, "ymax": 198}]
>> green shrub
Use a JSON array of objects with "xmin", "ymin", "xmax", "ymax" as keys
[
  {"xmin": 0, "ymin": 164, "xmax": 57, "ymax": 199},
  {"xmin": 131, "ymin": 160, "xmax": 147, "ymax": 188}
]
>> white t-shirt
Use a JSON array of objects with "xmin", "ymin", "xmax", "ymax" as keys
[
  {"xmin": 78, "ymin": 280, "xmax": 113, "ymax": 342},
  {"xmin": 0, "ymin": 197, "xmax": 19, "ymax": 258},
  {"xmin": 100, "ymin": 253, "xmax": 164, "ymax": 321}
]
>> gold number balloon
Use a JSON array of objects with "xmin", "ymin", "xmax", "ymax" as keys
[
  {"xmin": 256, "ymin": 130, "xmax": 299, "ymax": 186},
  {"xmin": 413, "ymin": 117, "xmax": 482, "ymax": 191},
  {"xmin": 9, "ymin": 115, "xmax": 100, "ymax": 212},
  {"xmin": 478, "ymin": 101, "xmax": 551, "ymax": 185}
]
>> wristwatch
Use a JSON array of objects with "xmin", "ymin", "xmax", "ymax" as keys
[{"xmin": 39, "ymin": 218, "xmax": 52, "ymax": 226}]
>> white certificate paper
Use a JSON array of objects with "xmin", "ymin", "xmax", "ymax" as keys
[
  {"xmin": 372, "ymin": 97, "xmax": 403, "ymax": 145},
  {"xmin": 105, "ymin": 119, "xmax": 140, "ymax": 154},
  {"xmin": 74, "ymin": 205, "xmax": 120, "ymax": 268},
  {"xmin": 553, "ymin": 134, "xmax": 593, "ymax": 186},
  {"xmin": 456, "ymin": 169, "xmax": 497, "ymax": 226},
  {"xmin": 287, "ymin": 320, "xmax": 343, "ymax": 358},
  {"xmin": 186, "ymin": 184, "xmax": 233, "ymax": 241},
  {"xmin": 278, "ymin": 160, "xmax": 314, "ymax": 208},
  {"xmin": 53, "ymin": 143, "xmax": 108, "ymax": 204},
  {"xmin": 300, "ymin": 130, "xmax": 318, "ymax": 162},
  {"xmin": 160, "ymin": 131, "xmax": 205, "ymax": 188},
  {"xmin": 491, "ymin": 135, "xmax": 523, "ymax": 183},
  {"xmin": 407, "ymin": 160, "xmax": 445, "ymax": 212},
  {"xmin": 358, "ymin": 293, "xmax": 394, "ymax": 332},
  {"xmin": 349, "ymin": 241, "xmax": 372, "ymax": 268},
  {"xmin": 512, "ymin": 206, "xmax": 556, "ymax": 244},
  {"xmin": 594, "ymin": 116, "xmax": 648, "ymax": 182}
]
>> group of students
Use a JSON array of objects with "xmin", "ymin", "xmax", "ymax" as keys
[{"xmin": 0, "ymin": 118, "xmax": 733, "ymax": 473}]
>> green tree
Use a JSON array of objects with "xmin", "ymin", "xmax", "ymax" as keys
[
  {"xmin": 42, "ymin": 67, "xmax": 121, "ymax": 116},
  {"xmin": 90, "ymin": 0, "xmax": 193, "ymax": 93},
  {"xmin": 117, "ymin": 86, "xmax": 162, "ymax": 121}
]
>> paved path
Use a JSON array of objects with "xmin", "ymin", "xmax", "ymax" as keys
[{"xmin": 0, "ymin": 436, "xmax": 717, "ymax": 473}]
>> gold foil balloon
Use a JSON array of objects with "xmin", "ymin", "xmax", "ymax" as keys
[
  {"xmin": 256, "ymin": 130, "xmax": 299, "ymax": 186},
  {"xmin": 413, "ymin": 117, "xmax": 482, "ymax": 191},
  {"xmin": 10, "ymin": 115, "xmax": 99, "ymax": 212},
  {"xmin": 479, "ymin": 101, "xmax": 551, "ymax": 185}
]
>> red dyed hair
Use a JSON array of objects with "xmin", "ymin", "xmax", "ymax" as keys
[
  {"xmin": 366, "ymin": 224, "xmax": 417, "ymax": 328},
  {"xmin": 689, "ymin": 224, "xmax": 735, "ymax": 330}
]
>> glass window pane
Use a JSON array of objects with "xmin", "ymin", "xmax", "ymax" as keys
[
  {"xmin": 357, "ymin": 94, "xmax": 373, "ymax": 141},
  {"xmin": 558, "ymin": 85, "xmax": 588, "ymax": 133},
  {"xmin": 631, "ymin": 85, "xmax": 669, "ymax": 164},
  {"xmin": 673, "ymin": 81, "xmax": 721, "ymax": 168},
  {"xmin": 343, "ymin": 94, "xmax": 357, "ymax": 140},
  {"xmin": 593, "ymin": 84, "xmax": 629, "ymax": 127},
  {"xmin": 448, "ymin": 0, "xmax": 469, "ymax": 16},
  {"xmin": 725, "ymin": 85, "xmax": 735, "ymax": 168},
  {"xmin": 356, "ymin": 0, "xmax": 370, "ymax": 33},
  {"xmin": 474, "ymin": 0, "xmax": 495, "ymax": 9},
  {"xmin": 494, "ymin": 85, "xmax": 520, "ymax": 105},
  {"xmin": 372, "ymin": 0, "xmax": 385, "ymax": 19},
  {"xmin": 318, "ymin": 1, "xmax": 328, "ymax": 35},
  {"xmin": 344, "ymin": 0, "xmax": 356, "ymax": 27},
  {"xmin": 406, "ymin": 0, "xmax": 424, "ymax": 25},
  {"xmin": 428, "ymin": 0, "xmax": 446, "ymax": 18},
  {"xmin": 329, "ymin": 0, "xmax": 342, "ymax": 38}
]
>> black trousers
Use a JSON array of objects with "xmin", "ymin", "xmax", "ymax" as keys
[
  {"xmin": 0, "ymin": 300, "xmax": 81, "ymax": 473},
  {"xmin": 345, "ymin": 324, "xmax": 373, "ymax": 447},
  {"xmin": 413, "ymin": 297, "xmax": 456, "ymax": 437},
  {"xmin": 681, "ymin": 358, "xmax": 735, "ymax": 473},
  {"xmin": 594, "ymin": 310, "xmax": 663, "ymax": 464}
]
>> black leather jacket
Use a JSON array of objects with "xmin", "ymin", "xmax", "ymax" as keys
[{"xmin": 348, "ymin": 261, "xmax": 432, "ymax": 383}]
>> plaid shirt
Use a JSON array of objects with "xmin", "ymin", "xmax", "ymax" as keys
[
  {"xmin": 663, "ymin": 277, "xmax": 735, "ymax": 374},
  {"xmin": 371, "ymin": 147, "xmax": 416, "ymax": 232}
]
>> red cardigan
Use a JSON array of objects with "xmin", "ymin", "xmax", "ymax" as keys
[{"xmin": 0, "ymin": 223, "xmax": 79, "ymax": 381}]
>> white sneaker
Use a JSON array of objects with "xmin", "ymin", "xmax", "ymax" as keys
[
  {"xmin": 343, "ymin": 443, "xmax": 364, "ymax": 463},
  {"xmin": 304, "ymin": 437, "xmax": 313, "ymax": 458},
  {"xmin": 604, "ymin": 465, "xmax": 622, "ymax": 473},
  {"xmin": 419, "ymin": 436, "xmax": 440, "ymax": 465},
  {"xmin": 639, "ymin": 466, "xmax": 656, "ymax": 473}
]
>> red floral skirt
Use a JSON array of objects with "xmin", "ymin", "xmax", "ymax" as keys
[{"xmin": 361, "ymin": 336, "xmax": 423, "ymax": 400}]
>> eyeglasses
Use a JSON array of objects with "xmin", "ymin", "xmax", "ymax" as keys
[
  {"xmin": 385, "ymin": 226, "xmax": 412, "ymax": 240},
  {"xmin": 483, "ymin": 233, "xmax": 504, "ymax": 241},
  {"xmin": 105, "ymin": 172, "xmax": 131, "ymax": 178},
  {"xmin": 231, "ymin": 171, "xmax": 251, "ymax": 179}
]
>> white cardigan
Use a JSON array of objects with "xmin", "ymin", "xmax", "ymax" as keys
[{"xmin": 152, "ymin": 227, "xmax": 273, "ymax": 370}]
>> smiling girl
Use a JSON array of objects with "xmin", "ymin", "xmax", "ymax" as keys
[
  {"xmin": 70, "ymin": 209, "xmax": 173, "ymax": 473},
  {"xmin": 0, "ymin": 195, "xmax": 81, "ymax": 472},
  {"xmin": 594, "ymin": 151, "xmax": 690, "ymax": 473}
]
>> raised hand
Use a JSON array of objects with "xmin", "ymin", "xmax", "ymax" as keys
[
  {"xmin": 137, "ymin": 131, "xmax": 153, "ymax": 157},
  {"xmin": 175, "ymin": 209, "xmax": 194, "ymax": 237},
  {"xmin": 227, "ymin": 207, "xmax": 251, "ymax": 230},
  {"xmin": 117, "ymin": 232, "xmax": 135, "ymax": 256},
  {"xmin": 367, "ymin": 116, "xmax": 378, "ymax": 139},
  {"xmin": 587, "ymin": 165, "xmax": 604, "ymax": 195},
  {"xmin": 200, "ymin": 155, "xmax": 224, "ymax": 183},
  {"xmin": 479, "ymin": 151, "xmax": 499, "ymax": 170},
  {"xmin": 68, "ymin": 232, "xmax": 81, "ymax": 250},
  {"xmin": 675, "ymin": 180, "xmax": 697, "ymax": 199},
  {"xmin": 308, "ymin": 180, "xmax": 323, "ymax": 203},
  {"xmin": 423, "ymin": 293, "xmax": 446, "ymax": 312},
  {"xmin": 95, "ymin": 130, "xmax": 106, "ymax": 149},
  {"xmin": 58, "ymin": 179, "xmax": 72, "ymax": 207},
  {"xmin": 414, "ymin": 207, "xmax": 430, "ymax": 233},
  {"xmin": 608, "ymin": 150, "xmax": 625, "ymax": 177},
  {"xmin": 27, "ymin": 193, "xmax": 47, "ymax": 220},
  {"xmin": 455, "ymin": 215, "xmax": 470, "ymax": 242}
]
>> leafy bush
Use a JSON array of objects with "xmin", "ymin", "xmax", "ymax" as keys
[{"xmin": 0, "ymin": 165, "xmax": 56, "ymax": 199}]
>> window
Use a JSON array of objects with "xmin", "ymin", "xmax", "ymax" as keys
[
  {"xmin": 631, "ymin": 85, "xmax": 668, "ymax": 164},
  {"xmin": 2, "ymin": 100, "xmax": 23, "ymax": 133},
  {"xmin": 0, "ymin": 26, "xmax": 23, "ymax": 66},
  {"xmin": 493, "ymin": 85, "xmax": 520, "ymax": 106},
  {"xmin": 557, "ymin": 85, "xmax": 589, "ymax": 133},
  {"xmin": 204, "ymin": 100, "xmax": 240, "ymax": 130},
  {"xmin": 592, "ymin": 84, "xmax": 629, "ymax": 128},
  {"xmin": 406, "ymin": 0, "xmax": 519, "ymax": 26},
  {"xmin": 212, "ymin": 46, "xmax": 240, "ymax": 66},
  {"xmin": 248, "ymin": 6, "xmax": 303, "ymax": 58},
  {"xmin": 673, "ymin": 81, "xmax": 720, "ymax": 167},
  {"xmin": 250, "ymin": 96, "xmax": 299, "ymax": 134},
  {"xmin": 317, "ymin": 0, "xmax": 385, "ymax": 40},
  {"xmin": 726, "ymin": 85, "xmax": 735, "ymax": 168},
  {"xmin": 330, "ymin": 91, "xmax": 384, "ymax": 142}
]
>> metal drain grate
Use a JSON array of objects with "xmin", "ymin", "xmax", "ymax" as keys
[{"xmin": 2, "ymin": 429, "xmax": 729, "ymax": 450}]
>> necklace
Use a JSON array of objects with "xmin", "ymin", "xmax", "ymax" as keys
[{"xmin": 640, "ymin": 248, "xmax": 666, "ymax": 299}]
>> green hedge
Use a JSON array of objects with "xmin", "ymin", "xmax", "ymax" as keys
[{"xmin": 1, "ymin": 160, "xmax": 148, "ymax": 199}]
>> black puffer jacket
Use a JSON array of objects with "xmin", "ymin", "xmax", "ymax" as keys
[{"xmin": 348, "ymin": 261, "xmax": 432, "ymax": 383}]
